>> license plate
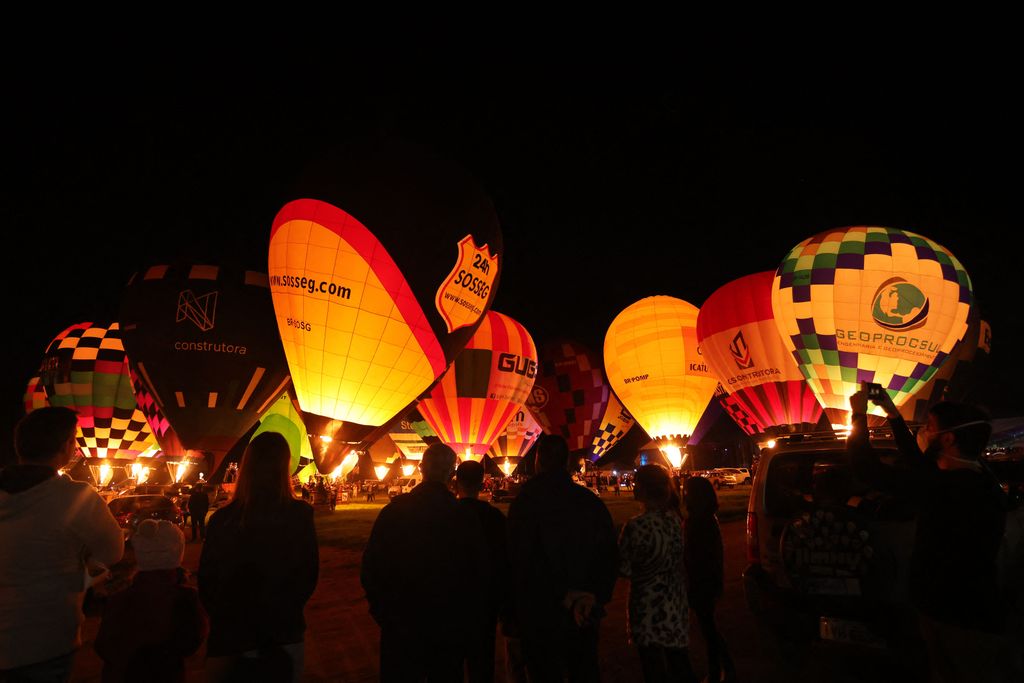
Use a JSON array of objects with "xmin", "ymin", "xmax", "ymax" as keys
[{"xmin": 819, "ymin": 616, "xmax": 886, "ymax": 649}]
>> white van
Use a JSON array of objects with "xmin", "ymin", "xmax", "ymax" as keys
[{"xmin": 387, "ymin": 474, "xmax": 422, "ymax": 499}]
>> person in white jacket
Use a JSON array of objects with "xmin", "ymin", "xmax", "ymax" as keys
[{"xmin": 0, "ymin": 406, "xmax": 124, "ymax": 681}]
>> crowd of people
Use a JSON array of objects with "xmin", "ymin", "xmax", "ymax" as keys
[{"xmin": 2, "ymin": 392, "xmax": 1018, "ymax": 682}]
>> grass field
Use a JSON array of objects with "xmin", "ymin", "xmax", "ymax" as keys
[{"xmin": 314, "ymin": 483, "xmax": 752, "ymax": 546}]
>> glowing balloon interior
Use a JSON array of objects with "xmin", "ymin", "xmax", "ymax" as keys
[
  {"xmin": 417, "ymin": 311, "xmax": 537, "ymax": 459},
  {"xmin": 697, "ymin": 272, "xmax": 823, "ymax": 435},
  {"xmin": 772, "ymin": 227, "xmax": 972, "ymax": 423},
  {"xmin": 604, "ymin": 296, "xmax": 718, "ymax": 443}
]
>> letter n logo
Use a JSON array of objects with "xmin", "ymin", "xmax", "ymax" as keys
[
  {"xmin": 177, "ymin": 290, "xmax": 218, "ymax": 331},
  {"xmin": 729, "ymin": 330, "xmax": 754, "ymax": 370}
]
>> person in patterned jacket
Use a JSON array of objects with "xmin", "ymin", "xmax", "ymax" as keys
[{"xmin": 619, "ymin": 464, "xmax": 697, "ymax": 683}]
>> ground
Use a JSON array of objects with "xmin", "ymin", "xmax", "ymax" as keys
[{"xmin": 71, "ymin": 487, "xmax": 756, "ymax": 682}]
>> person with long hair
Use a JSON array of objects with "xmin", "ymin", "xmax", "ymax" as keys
[
  {"xmin": 198, "ymin": 432, "xmax": 319, "ymax": 682},
  {"xmin": 683, "ymin": 475, "xmax": 737, "ymax": 683},
  {"xmin": 618, "ymin": 464, "xmax": 697, "ymax": 683}
]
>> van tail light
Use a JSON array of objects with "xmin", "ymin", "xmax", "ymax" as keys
[{"xmin": 746, "ymin": 512, "xmax": 760, "ymax": 564}]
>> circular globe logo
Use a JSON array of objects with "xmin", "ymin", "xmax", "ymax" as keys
[
  {"xmin": 871, "ymin": 278, "xmax": 930, "ymax": 331},
  {"xmin": 526, "ymin": 386, "xmax": 549, "ymax": 409}
]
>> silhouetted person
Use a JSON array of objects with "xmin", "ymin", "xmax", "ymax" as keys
[
  {"xmin": 198, "ymin": 432, "xmax": 319, "ymax": 683},
  {"xmin": 188, "ymin": 485, "xmax": 210, "ymax": 542},
  {"xmin": 456, "ymin": 460, "xmax": 510, "ymax": 683},
  {"xmin": 683, "ymin": 475, "xmax": 736, "ymax": 683},
  {"xmin": 508, "ymin": 434, "xmax": 618, "ymax": 682},
  {"xmin": 848, "ymin": 388, "xmax": 1020, "ymax": 681},
  {"xmin": 362, "ymin": 443, "xmax": 487, "ymax": 682},
  {"xmin": 619, "ymin": 464, "xmax": 697, "ymax": 683},
  {"xmin": 1, "ymin": 407, "xmax": 124, "ymax": 681},
  {"xmin": 95, "ymin": 519, "xmax": 207, "ymax": 683}
]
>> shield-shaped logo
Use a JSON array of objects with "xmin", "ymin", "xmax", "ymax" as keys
[{"xmin": 435, "ymin": 235, "xmax": 499, "ymax": 333}]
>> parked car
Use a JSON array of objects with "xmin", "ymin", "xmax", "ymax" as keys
[
  {"xmin": 717, "ymin": 467, "xmax": 752, "ymax": 485},
  {"xmin": 743, "ymin": 430, "xmax": 925, "ymax": 678},
  {"xmin": 699, "ymin": 469, "xmax": 733, "ymax": 489},
  {"xmin": 107, "ymin": 494, "xmax": 184, "ymax": 539}
]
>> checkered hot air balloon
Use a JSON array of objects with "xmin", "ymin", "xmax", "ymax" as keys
[
  {"xmin": 603, "ymin": 297, "xmax": 718, "ymax": 465},
  {"xmin": 38, "ymin": 322, "xmax": 157, "ymax": 459},
  {"xmin": 268, "ymin": 140, "xmax": 503, "ymax": 473},
  {"xmin": 590, "ymin": 390, "xmax": 636, "ymax": 461},
  {"xmin": 525, "ymin": 340, "xmax": 610, "ymax": 457},
  {"xmin": 697, "ymin": 272, "xmax": 824, "ymax": 436},
  {"xmin": 120, "ymin": 264, "xmax": 291, "ymax": 474},
  {"xmin": 772, "ymin": 227, "xmax": 972, "ymax": 426},
  {"xmin": 417, "ymin": 311, "xmax": 537, "ymax": 461},
  {"xmin": 24, "ymin": 375, "xmax": 49, "ymax": 414}
]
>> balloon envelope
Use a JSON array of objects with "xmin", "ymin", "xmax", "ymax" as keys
[
  {"xmin": 24, "ymin": 375, "xmax": 49, "ymax": 414},
  {"xmin": 268, "ymin": 140, "xmax": 503, "ymax": 454},
  {"xmin": 772, "ymin": 227, "xmax": 972, "ymax": 424},
  {"xmin": 603, "ymin": 296, "xmax": 718, "ymax": 443},
  {"xmin": 120, "ymin": 264, "xmax": 290, "ymax": 469},
  {"xmin": 250, "ymin": 390, "xmax": 313, "ymax": 475},
  {"xmin": 697, "ymin": 272, "xmax": 823, "ymax": 435},
  {"xmin": 417, "ymin": 311, "xmax": 537, "ymax": 460},
  {"xmin": 590, "ymin": 390, "xmax": 636, "ymax": 461},
  {"xmin": 525, "ymin": 340, "xmax": 610, "ymax": 455},
  {"xmin": 488, "ymin": 408, "xmax": 543, "ymax": 461},
  {"xmin": 39, "ymin": 322, "xmax": 157, "ymax": 459}
]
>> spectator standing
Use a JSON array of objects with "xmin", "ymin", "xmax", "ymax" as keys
[
  {"xmin": 361, "ymin": 444, "xmax": 487, "ymax": 682},
  {"xmin": 683, "ymin": 475, "xmax": 736, "ymax": 683},
  {"xmin": 188, "ymin": 485, "xmax": 210, "ymax": 542},
  {"xmin": 198, "ymin": 432, "xmax": 319, "ymax": 683},
  {"xmin": 619, "ymin": 464, "xmax": 697, "ymax": 683},
  {"xmin": 507, "ymin": 434, "xmax": 618, "ymax": 682},
  {"xmin": 1, "ymin": 407, "xmax": 124, "ymax": 681}
]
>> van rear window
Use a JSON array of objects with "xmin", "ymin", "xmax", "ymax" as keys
[{"xmin": 764, "ymin": 449, "xmax": 907, "ymax": 518}]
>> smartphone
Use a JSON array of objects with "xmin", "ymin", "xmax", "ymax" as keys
[{"xmin": 861, "ymin": 382, "xmax": 884, "ymax": 400}]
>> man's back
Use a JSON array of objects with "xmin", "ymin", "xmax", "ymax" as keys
[
  {"xmin": 0, "ymin": 466, "xmax": 123, "ymax": 668},
  {"xmin": 362, "ymin": 481, "xmax": 486, "ymax": 631},
  {"xmin": 508, "ymin": 470, "xmax": 618, "ymax": 624}
]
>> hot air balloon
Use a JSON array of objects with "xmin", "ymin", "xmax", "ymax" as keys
[
  {"xmin": 898, "ymin": 312, "xmax": 991, "ymax": 423},
  {"xmin": 23, "ymin": 375, "xmax": 48, "ymax": 414},
  {"xmin": 697, "ymin": 272, "xmax": 824, "ymax": 436},
  {"xmin": 417, "ymin": 311, "xmax": 537, "ymax": 461},
  {"xmin": 250, "ymin": 389, "xmax": 314, "ymax": 475},
  {"xmin": 525, "ymin": 340, "xmax": 610, "ymax": 457},
  {"xmin": 488, "ymin": 409, "xmax": 543, "ymax": 464},
  {"xmin": 38, "ymin": 322, "xmax": 158, "ymax": 460},
  {"xmin": 713, "ymin": 383, "xmax": 765, "ymax": 437},
  {"xmin": 772, "ymin": 227, "xmax": 972, "ymax": 426},
  {"xmin": 268, "ymin": 140, "xmax": 502, "ymax": 473},
  {"xmin": 120, "ymin": 264, "xmax": 291, "ymax": 474},
  {"xmin": 604, "ymin": 296, "xmax": 718, "ymax": 469},
  {"xmin": 590, "ymin": 390, "xmax": 636, "ymax": 461}
]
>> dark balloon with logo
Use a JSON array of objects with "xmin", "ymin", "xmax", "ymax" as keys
[
  {"xmin": 526, "ymin": 339, "xmax": 610, "ymax": 458},
  {"xmin": 269, "ymin": 139, "xmax": 504, "ymax": 472},
  {"xmin": 772, "ymin": 227, "xmax": 973, "ymax": 426},
  {"xmin": 697, "ymin": 272, "xmax": 824, "ymax": 437},
  {"xmin": 119, "ymin": 264, "xmax": 290, "ymax": 472},
  {"xmin": 417, "ymin": 311, "xmax": 537, "ymax": 460}
]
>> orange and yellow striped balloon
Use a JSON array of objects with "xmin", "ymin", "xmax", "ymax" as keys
[
  {"xmin": 604, "ymin": 296, "xmax": 718, "ymax": 442},
  {"xmin": 418, "ymin": 311, "xmax": 537, "ymax": 460}
]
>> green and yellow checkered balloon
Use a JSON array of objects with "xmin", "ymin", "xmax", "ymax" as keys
[{"xmin": 771, "ymin": 227, "xmax": 972, "ymax": 426}]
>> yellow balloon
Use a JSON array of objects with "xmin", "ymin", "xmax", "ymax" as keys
[
  {"xmin": 771, "ymin": 226, "xmax": 972, "ymax": 424},
  {"xmin": 603, "ymin": 296, "xmax": 718, "ymax": 443}
]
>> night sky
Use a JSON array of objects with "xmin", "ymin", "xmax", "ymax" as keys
[{"xmin": 5, "ymin": 50, "xmax": 1021, "ymax": 460}]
